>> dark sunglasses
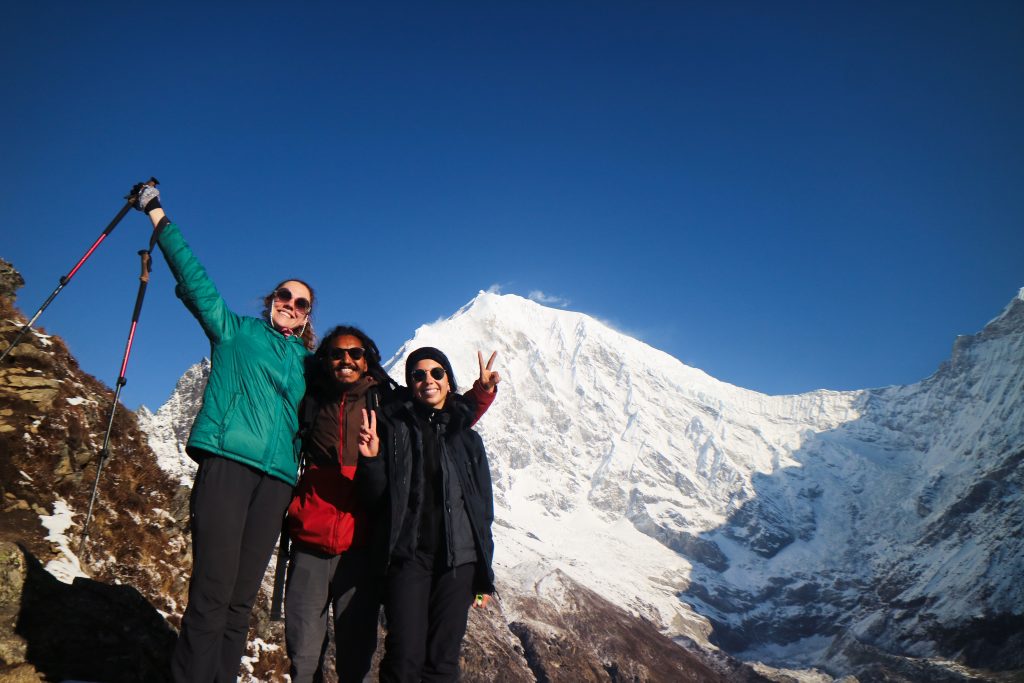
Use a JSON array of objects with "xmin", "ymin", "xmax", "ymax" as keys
[
  {"xmin": 410, "ymin": 367, "xmax": 446, "ymax": 383},
  {"xmin": 274, "ymin": 287, "xmax": 311, "ymax": 313},
  {"xmin": 328, "ymin": 347, "xmax": 365, "ymax": 361}
]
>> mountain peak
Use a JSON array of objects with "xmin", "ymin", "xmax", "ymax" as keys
[
  {"xmin": 136, "ymin": 286, "xmax": 1024, "ymax": 681},
  {"xmin": 385, "ymin": 289, "xmax": 728, "ymax": 399},
  {"xmin": 457, "ymin": 289, "xmax": 570, "ymax": 320},
  {"xmin": 970, "ymin": 285, "xmax": 1024, "ymax": 342}
]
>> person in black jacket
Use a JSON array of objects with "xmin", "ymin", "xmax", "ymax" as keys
[
  {"xmin": 285, "ymin": 331, "xmax": 497, "ymax": 683},
  {"xmin": 357, "ymin": 347, "xmax": 497, "ymax": 683}
]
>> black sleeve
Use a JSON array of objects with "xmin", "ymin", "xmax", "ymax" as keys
[
  {"xmin": 356, "ymin": 417, "xmax": 390, "ymax": 506},
  {"xmin": 471, "ymin": 432, "xmax": 494, "ymax": 539}
]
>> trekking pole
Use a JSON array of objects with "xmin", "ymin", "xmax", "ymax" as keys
[
  {"xmin": 0, "ymin": 178, "xmax": 159, "ymax": 364},
  {"xmin": 269, "ymin": 523, "xmax": 290, "ymax": 621},
  {"xmin": 79, "ymin": 226, "xmax": 161, "ymax": 558}
]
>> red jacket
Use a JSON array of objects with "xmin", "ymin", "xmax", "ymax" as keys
[{"xmin": 287, "ymin": 381, "xmax": 495, "ymax": 555}]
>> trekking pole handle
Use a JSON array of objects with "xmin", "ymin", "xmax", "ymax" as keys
[
  {"xmin": 0, "ymin": 178, "xmax": 160, "ymax": 365},
  {"xmin": 126, "ymin": 177, "xmax": 160, "ymax": 204},
  {"xmin": 138, "ymin": 249, "xmax": 152, "ymax": 283}
]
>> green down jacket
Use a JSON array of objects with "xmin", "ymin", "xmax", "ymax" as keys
[{"xmin": 156, "ymin": 222, "xmax": 309, "ymax": 485}]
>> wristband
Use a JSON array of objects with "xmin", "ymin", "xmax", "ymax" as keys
[{"xmin": 144, "ymin": 196, "xmax": 163, "ymax": 214}]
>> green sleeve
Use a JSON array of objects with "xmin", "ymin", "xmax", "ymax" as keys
[{"xmin": 155, "ymin": 222, "xmax": 241, "ymax": 343}]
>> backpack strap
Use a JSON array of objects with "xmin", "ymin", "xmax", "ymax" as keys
[{"xmin": 294, "ymin": 393, "xmax": 320, "ymax": 473}]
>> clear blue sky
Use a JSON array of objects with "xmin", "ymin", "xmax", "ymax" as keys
[{"xmin": 2, "ymin": 2, "xmax": 1021, "ymax": 410}]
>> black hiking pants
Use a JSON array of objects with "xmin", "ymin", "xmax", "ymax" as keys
[
  {"xmin": 172, "ymin": 454, "xmax": 292, "ymax": 683},
  {"xmin": 379, "ymin": 552, "xmax": 475, "ymax": 683}
]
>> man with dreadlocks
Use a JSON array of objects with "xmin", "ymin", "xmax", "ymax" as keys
[{"xmin": 284, "ymin": 325, "xmax": 499, "ymax": 682}]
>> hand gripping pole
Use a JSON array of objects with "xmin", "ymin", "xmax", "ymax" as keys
[{"xmin": 0, "ymin": 178, "xmax": 158, "ymax": 363}]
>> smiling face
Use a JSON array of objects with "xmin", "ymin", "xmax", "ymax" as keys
[
  {"xmin": 270, "ymin": 280, "xmax": 312, "ymax": 331},
  {"xmin": 328, "ymin": 334, "xmax": 368, "ymax": 386},
  {"xmin": 410, "ymin": 358, "xmax": 450, "ymax": 410}
]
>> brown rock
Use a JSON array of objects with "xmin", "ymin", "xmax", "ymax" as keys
[
  {"xmin": 72, "ymin": 446, "xmax": 94, "ymax": 468},
  {"xmin": 53, "ymin": 454, "xmax": 73, "ymax": 478},
  {"xmin": 0, "ymin": 663, "xmax": 45, "ymax": 682},
  {"xmin": 0, "ymin": 542, "xmax": 27, "ymax": 608},
  {"xmin": 0, "ymin": 260, "xmax": 24, "ymax": 301},
  {"xmin": 0, "ymin": 542, "xmax": 29, "ymax": 670},
  {"xmin": 3, "ymin": 345, "xmax": 53, "ymax": 367},
  {"xmin": 14, "ymin": 548, "xmax": 176, "ymax": 682},
  {"xmin": 13, "ymin": 390, "xmax": 57, "ymax": 411},
  {"xmin": 502, "ymin": 570, "xmax": 772, "ymax": 683},
  {"xmin": 1, "ymin": 376, "xmax": 59, "ymax": 390}
]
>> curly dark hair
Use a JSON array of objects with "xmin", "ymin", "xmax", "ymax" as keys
[
  {"xmin": 309, "ymin": 325, "xmax": 397, "ymax": 394},
  {"xmin": 262, "ymin": 278, "xmax": 316, "ymax": 350}
]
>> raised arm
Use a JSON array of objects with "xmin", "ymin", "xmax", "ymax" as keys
[
  {"xmin": 136, "ymin": 187, "xmax": 240, "ymax": 343},
  {"xmin": 459, "ymin": 350, "xmax": 501, "ymax": 426}
]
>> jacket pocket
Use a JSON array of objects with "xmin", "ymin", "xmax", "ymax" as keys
[
  {"xmin": 286, "ymin": 466, "xmax": 361, "ymax": 555},
  {"xmin": 216, "ymin": 391, "xmax": 243, "ymax": 448}
]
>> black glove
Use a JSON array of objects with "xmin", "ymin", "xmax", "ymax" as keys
[{"xmin": 131, "ymin": 183, "xmax": 162, "ymax": 213}]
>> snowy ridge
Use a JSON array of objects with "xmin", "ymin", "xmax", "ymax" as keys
[
  {"xmin": 378, "ymin": 293, "xmax": 872, "ymax": 636},
  {"xmin": 137, "ymin": 358, "xmax": 209, "ymax": 485},
  {"xmin": 382, "ymin": 290, "xmax": 1024, "ymax": 672},
  {"xmin": 140, "ymin": 289, "xmax": 1024, "ymax": 676}
]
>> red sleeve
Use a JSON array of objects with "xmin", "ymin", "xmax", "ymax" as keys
[{"xmin": 465, "ymin": 379, "xmax": 496, "ymax": 427}]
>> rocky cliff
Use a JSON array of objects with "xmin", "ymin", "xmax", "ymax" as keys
[{"xmin": 0, "ymin": 258, "xmax": 293, "ymax": 682}]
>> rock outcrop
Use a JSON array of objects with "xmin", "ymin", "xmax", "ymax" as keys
[{"xmin": 0, "ymin": 258, "xmax": 289, "ymax": 681}]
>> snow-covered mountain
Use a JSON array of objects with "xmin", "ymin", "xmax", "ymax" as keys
[
  {"xmin": 140, "ymin": 289, "xmax": 1024, "ymax": 680},
  {"xmin": 137, "ymin": 359, "xmax": 209, "ymax": 485}
]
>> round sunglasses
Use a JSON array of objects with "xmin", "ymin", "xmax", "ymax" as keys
[
  {"xmin": 274, "ymin": 287, "xmax": 311, "ymax": 313},
  {"xmin": 410, "ymin": 367, "xmax": 446, "ymax": 383}
]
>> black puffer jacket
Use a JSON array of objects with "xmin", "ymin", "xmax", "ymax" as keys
[{"xmin": 358, "ymin": 395, "xmax": 495, "ymax": 594}]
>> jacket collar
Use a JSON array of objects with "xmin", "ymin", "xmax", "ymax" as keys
[
  {"xmin": 262, "ymin": 317, "xmax": 306, "ymax": 346},
  {"xmin": 383, "ymin": 394, "xmax": 472, "ymax": 432}
]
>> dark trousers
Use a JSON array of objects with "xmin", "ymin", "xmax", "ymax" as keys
[
  {"xmin": 379, "ymin": 554, "xmax": 475, "ymax": 683},
  {"xmin": 285, "ymin": 545, "xmax": 380, "ymax": 683},
  {"xmin": 172, "ymin": 455, "xmax": 293, "ymax": 683}
]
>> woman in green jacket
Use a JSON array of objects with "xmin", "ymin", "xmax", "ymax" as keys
[{"xmin": 137, "ymin": 186, "xmax": 315, "ymax": 682}]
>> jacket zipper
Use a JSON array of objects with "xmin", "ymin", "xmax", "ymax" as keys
[
  {"xmin": 384, "ymin": 427, "xmax": 400, "ymax": 575},
  {"xmin": 438, "ymin": 422, "xmax": 456, "ymax": 569},
  {"xmin": 329, "ymin": 394, "xmax": 347, "ymax": 553}
]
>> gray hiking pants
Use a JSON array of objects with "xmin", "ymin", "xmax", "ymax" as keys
[{"xmin": 285, "ymin": 545, "xmax": 380, "ymax": 682}]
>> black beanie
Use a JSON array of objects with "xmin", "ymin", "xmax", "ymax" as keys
[{"xmin": 405, "ymin": 346, "xmax": 457, "ymax": 392}]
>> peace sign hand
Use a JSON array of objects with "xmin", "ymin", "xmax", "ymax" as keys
[
  {"xmin": 478, "ymin": 350, "xmax": 501, "ymax": 393},
  {"xmin": 358, "ymin": 408, "xmax": 379, "ymax": 457}
]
